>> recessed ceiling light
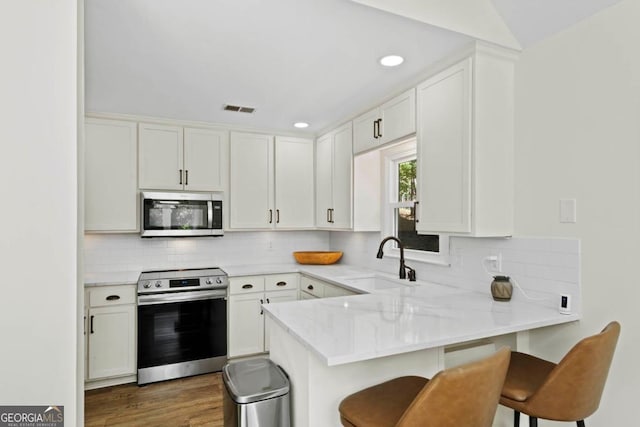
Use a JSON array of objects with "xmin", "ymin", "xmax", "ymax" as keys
[
  {"xmin": 379, "ymin": 55, "xmax": 404, "ymax": 67},
  {"xmin": 294, "ymin": 122, "xmax": 309, "ymax": 129}
]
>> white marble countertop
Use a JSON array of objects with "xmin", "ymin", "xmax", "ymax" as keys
[
  {"xmin": 262, "ymin": 267, "xmax": 580, "ymax": 366},
  {"xmin": 85, "ymin": 263, "xmax": 579, "ymax": 367},
  {"xmin": 83, "ymin": 263, "xmax": 375, "ymax": 286}
]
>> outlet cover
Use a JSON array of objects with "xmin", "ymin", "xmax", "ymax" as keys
[{"xmin": 559, "ymin": 199, "xmax": 577, "ymax": 223}]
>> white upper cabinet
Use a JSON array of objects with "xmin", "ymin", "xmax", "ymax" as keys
[
  {"xmin": 353, "ymin": 88, "xmax": 416, "ymax": 154},
  {"xmin": 416, "ymin": 44, "xmax": 515, "ymax": 236},
  {"xmin": 316, "ymin": 122, "xmax": 353, "ymax": 229},
  {"xmin": 353, "ymin": 150, "xmax": 381, "ymax": 231},
  {"xmin": 139, "ymin": 123, "xmax": 183, "ymax": 190},
  {"xmin": 138, "ymin": 123, "xmax": 227, "ymax": 192},
  {"xmin": 183, "ymin": 127, "xmax": 228, "ymax": 191},
  {"xmin": 229, "ymin": 132, "xmax": 274, "ymax": 229},
  {"xmin": 229, "ymin": 132, "xmax": 314, "ymax": 229},
  {"xmin": 85, "ymin": 118, "xmax": 138, "ymax": 232},
  {"xmin": 274, "ymin": 137, "xmax": 315, "ymax": 228}
]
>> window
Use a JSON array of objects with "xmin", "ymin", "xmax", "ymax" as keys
[{"xmin": 382, "ymin": 139, "xmax": 448, "ymax": 264}]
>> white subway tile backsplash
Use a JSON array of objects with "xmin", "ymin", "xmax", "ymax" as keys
[
  {"xmin": 83, "ymin": 231, "xmax": 330, "ymax": 275},
  {"xmin": 84, "ymin": 231, "xmax": 581, "ymax": 314},
  {"xmin": 329, "ymin": 232, "xmax": 581, "ymax": 313}
]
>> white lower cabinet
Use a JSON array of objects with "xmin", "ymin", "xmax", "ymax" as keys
[
  {"xmin": 85, "ymin": 285, "xmax": 136, "ymax": 383},
  {"xmin": 228, "ymin": 274, "xmax": 299, "ymax": 358}
]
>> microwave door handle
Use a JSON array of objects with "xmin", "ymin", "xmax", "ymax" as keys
[{"xmin": 207, "ymin": 201, "xmax": 213, "ymax": 228}]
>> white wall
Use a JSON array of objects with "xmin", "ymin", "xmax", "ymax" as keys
[
  {"xmin": 0, "ymin": 0, "xmax": 78, "ymax": 423},
  {"xmin": 513, "ymin": 0, "xmax": 639, "ymax": 424}
]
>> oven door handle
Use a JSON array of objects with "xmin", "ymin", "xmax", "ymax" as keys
[{"xmin": 138, "ymin": 290, "xmax": 227, "ymax": 306}]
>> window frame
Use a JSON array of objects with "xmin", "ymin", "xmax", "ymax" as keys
[{"xmin": 380, "ymin": 139, "xmax": 450, "ymax": 266}]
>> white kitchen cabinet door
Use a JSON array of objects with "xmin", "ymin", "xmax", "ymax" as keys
[
  {"xmin": 228, "ymin": 293, "xmax": 266, "ymax": 358},
  {"xmin": 263, "ymin": 289, "xmax": 298, "ymax": 351},
  {"xmin": 379, "ymin": 88, "xmax": 416, "ymax": 145},
  {"xmin": 331, "ymin": 123, "xmax": 353, "ymax": 229},
  {"xmin": 352, "ymin": 89, "xmax": 416, "ymax": 155},
  {"xmin": 315, "ymin": 123, "xmax": 352, "ymax": 229},
  {"xmin": 229, "ymin": 132, "xmax": 274, "ymax": 229},
  {"xmin": 85, "ymin": 118, "xmax": 138, "ymax": 232},
  {"xmin": 416, "ymin": 45, "xmax": 515, "ymax": 237},
  {"xmin": 87, "ymin": 304, "xmax": 136, "ymax": 380},
  {"xmin": 353, "ymin": 150, "xmax": 381, "ymax": 231},
  {"xmin": 417, "ymin": 59, "xmax": 472, "ymax": 233},
  {"xmin": 315, "ymin": 133, "xmax": 333, "ymax": 227},
  {"xmin": 274, "ymin": 137, "xmax": 315, "ymax": 228},
  {"xmin": 352, "ymin": 108, "xmax": 379, "ymax": 154},
  {"xmin": 183, "ymin": 127, "xmax": 228, "ymax": 192},
  {"xmin": 138, "ymin": 123, "xmax": 184, "ymax": 190}
]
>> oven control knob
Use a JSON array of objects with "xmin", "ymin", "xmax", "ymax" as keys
[
  {"xmin": 205, "ymin": 278, "xmax": 213, "ymax": 285},
  {"xmin": 142, "ymin": 281, "xmax": 151, "ymax": 289},
  {"xmin": 155, "ymin": 281, "xmax": 162, "ymax": 288},
  {"xmin": 216, "ymin": 277, "xmax": 223, "ymax": 284}
]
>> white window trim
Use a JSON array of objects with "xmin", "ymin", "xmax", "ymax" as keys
[{"xmin": 380, "ymin": 139, "xmax": 450, "ymax": 266}]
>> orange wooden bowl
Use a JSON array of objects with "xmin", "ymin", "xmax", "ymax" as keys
[{"xmin": 293, "ymin": 251, "xmax": 343, "ymax": 265}]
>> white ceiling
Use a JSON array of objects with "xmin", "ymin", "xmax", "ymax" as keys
[{"xmin": 85, "ymin": 0, "xmax": 621, "ymax": 135}]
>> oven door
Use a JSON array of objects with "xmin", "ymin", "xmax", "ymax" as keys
[{"xmin": 137, "ymin": 292, "xmax": 227, "ymax": 383}]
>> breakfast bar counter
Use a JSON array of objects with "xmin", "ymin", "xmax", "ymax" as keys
[{"xmin": 262, "ymin": 270, "xmax": 579, "ymax": 427}]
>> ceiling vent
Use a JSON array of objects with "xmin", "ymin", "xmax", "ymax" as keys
[{"xmin": 223, "ymin": 104, "xmax": 255, "ymax": 114}]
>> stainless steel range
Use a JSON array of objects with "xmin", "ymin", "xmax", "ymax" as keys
[{"xmin": 137, "ymin": 267, "xmax": 228, "ymax": 385}]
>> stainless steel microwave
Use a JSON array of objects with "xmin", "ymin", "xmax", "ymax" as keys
[{"xmin": 141, "ymin": 191, "xmax": 223, "ymax": 237}]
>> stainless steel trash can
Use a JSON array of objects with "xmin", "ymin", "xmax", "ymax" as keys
[{"xmin": 222, "ymin": 358, "xmax": 290, "ymax": 427}]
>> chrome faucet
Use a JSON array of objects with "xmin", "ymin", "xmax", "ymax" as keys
[{"xmin": 376, "ymin": 236, "xmax": 416, "ymax": 281}]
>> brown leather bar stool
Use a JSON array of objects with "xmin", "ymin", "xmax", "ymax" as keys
[
  {"xmin": 500, "ymin": 321, "xmax": 620, "ymax": 427},
  {"xmin": 338, "ymin": 347, "xmax": 510, "ymax": 427}
]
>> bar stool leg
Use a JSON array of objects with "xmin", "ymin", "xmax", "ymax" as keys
[
  {"xmin": 529, "ymin": 416, "xmax": 538, "ymax": 427},
  {"xmin": 513, "ymin": 411, "xmax": 520, "ymax": 427},
  {"xmin": 577, "ymin": 421, "xmax": 586, "ymax": 427}
]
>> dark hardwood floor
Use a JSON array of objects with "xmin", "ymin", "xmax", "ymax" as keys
[{"xmin": 85, "ymin": 373, "xmax": 224, "ymax": 427}]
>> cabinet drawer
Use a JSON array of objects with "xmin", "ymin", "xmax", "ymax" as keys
[
  {"xmin": 229, "ymin": 276, "xmax": 266, "ymax": 295},
  {"xmin": 88, "ymin": 285, "xmax": 136, "ymax": 307},
  {"xmin": 300, "ymin": 276, "xmax": 325, "ymax": 298},
  {"xmin": 265, "ymin": 273, "xmax": 299, "ymax": 291}
]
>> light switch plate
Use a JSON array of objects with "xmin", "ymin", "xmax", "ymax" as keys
[{"xmin": 559, "ymin": 199, "xmax": 577, "ymax": 223}]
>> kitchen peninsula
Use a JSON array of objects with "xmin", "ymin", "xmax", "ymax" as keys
[{"xmin": 262, "ymin": 266, "xmax": 579, "ymax": 427}]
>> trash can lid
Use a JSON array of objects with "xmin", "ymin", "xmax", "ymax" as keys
[{"xmin": 222, "ymin": 358, "xmax": 290, "ymax": 404}]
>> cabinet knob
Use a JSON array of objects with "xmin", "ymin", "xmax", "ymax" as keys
[
  {"xmin": 307, "ymin": 285, "xmax": 314, "ymax": 290},
  {"xmin": 242, "ymin": 284, "xmax": 253, "ymax": 289},
  {"xmin": 276, "ymin": 281, "xmax": 287, "ymax": 287},
  {"xmin": 106, "ymin": 295, "xmax": 120, "ymax": 301}
]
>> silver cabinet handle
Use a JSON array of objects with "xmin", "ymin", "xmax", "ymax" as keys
[
  {"xmin": 260, "ymin": 299, "xmax": 264, "ymax": 315},
  {"xmin": 276, "ymin": 281, "xmax": 287, "ymax": 287},
  {"xmin": 276, "ymin": 209, "xmax": 280, "ymax": 224},
  {"xmin": 269, "ymin": 209, "xmax": 273, "ymax": 224},
  {"xmin": 105, "ymin": 295, "xmax": 120, "ymax": 301},
  {"xmin": 414, "ymin": 201, "xmax": 420, "ymax": 223},
  {"xmin": 242, "ymin": 284, "xmax": 253, "ymax": 289},
  {"xmin": 179, "ymin": 169, "xmax": 183, "ymax": 185},
  {"xmin": 185, "ymin": 170, "xmax": 189, "ymax": 185}
]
